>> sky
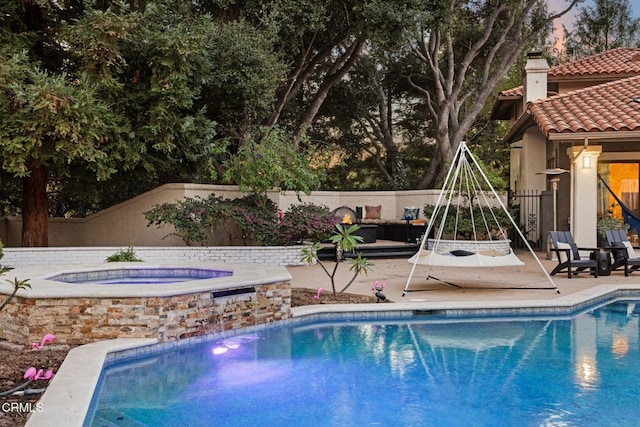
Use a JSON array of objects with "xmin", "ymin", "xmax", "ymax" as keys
[{"xmin": 549, "ymin": 0, "xmax": 640, "ymax": 50}]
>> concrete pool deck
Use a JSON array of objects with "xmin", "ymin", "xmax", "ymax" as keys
[
  {"xmin": 26, "ymin": 249, "xmax": 640, "ymax": 426},
  {"xmin": 288, "ymin": 249, "xmax": 640, "ymax": 306}
]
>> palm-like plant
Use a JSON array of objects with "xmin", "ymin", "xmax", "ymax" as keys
[
  {"xmin": 0, "ymin": 272, "xmax": 31, "ymax": 313},
  {"xmin": 301, "ymin": 224, "xmax": 374, "ymax": 297}
]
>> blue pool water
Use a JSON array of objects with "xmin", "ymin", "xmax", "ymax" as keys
[{"xmin": 86, "ymin": 299, "xmax": 640, "ymax": 426}]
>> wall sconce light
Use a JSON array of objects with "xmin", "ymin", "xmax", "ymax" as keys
[{"xmin": 582, "ymin": 155, "xmax": 592, "ymax": 169}]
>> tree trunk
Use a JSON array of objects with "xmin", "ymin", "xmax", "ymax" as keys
[
  {"xmin": 294, "ymin": 41, "xmax": 364, "ymax": 141},
  {"xmin": 22, "ymin": 163, "xmax": 49, "ymax": 247}
]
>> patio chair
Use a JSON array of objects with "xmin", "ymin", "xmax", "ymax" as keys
[
  {"xmin": 549, "ymin": 231, "xmax": 599, "ymax": 278},
  {"xmin": 605, "ymin": 230, "xmax": 640, "ymax": 276}
]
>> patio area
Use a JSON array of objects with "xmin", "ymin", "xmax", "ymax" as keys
[
  {"xmin": 287, "ymin": 248, "xmax": 640, "ymax": 307},
  {"xmin": 24, "ymin": 248, "xmax": 640, "ymax": 427}
]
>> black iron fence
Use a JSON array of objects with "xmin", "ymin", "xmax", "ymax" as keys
[{"xmin": 508, "ymin": 189, "xmax": 542, "ymax": 250}]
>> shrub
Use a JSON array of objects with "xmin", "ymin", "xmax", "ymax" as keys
[
  {"xmin": 106, "ymin": 246, "xmax": 143, "ymax": 262},
  {"xmin": 145, "ymin": 195, "xmax": 337, "ymax": 246},
  {"xmin": 144, "ymin": 196, "xmax": 220, "ymax": 246},
  {"xmin": 277, "ymin": 203, "xmax": 340, "ymax": 245},
  {"xmin": 597, "ymin": 216, "xmax": 629, "ymax": 236},
  {"xmin": 423, "ymin": 202, "xmax": 514, "ymax": 240},
  {"xmin": 221, "ymin": 194, "xmax": 279, "ymax": 245}
]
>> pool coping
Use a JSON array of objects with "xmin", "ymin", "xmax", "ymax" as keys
[
  {"xmin": 1, "ymin": 262, "xmax": 292, "ymax": 299},
  {"xmin": 26, "ymin": 338, "xmax": 157, "ymax": 427},
  {"xmin": 25, "ymin": 282, "xmax": 640, "ymax": 427}
]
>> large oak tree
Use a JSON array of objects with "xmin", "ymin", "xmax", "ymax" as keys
[{"xmin": 407, "ymin": 0, "xmax": 579, "ymax": 188}]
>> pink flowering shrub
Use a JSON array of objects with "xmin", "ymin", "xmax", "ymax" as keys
[
  {"xmin": 276, "ymin": 203, "xmax": 339, "ymax": 245},
  {"xmin": 145, "ymin": 195, "xmax": 337, "ymax": 246}
]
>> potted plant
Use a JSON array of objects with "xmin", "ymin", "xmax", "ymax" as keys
[{"xmin": 596, "ymin": 215, "xmax": 629, "ymax": 247}]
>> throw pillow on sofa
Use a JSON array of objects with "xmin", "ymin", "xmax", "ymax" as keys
[
  {"xmin": 402, "ymin": 207, "xmax": 420, "ymax": 220},
  {"xmin": 365, "ymin": 205, "xmax": 382, "ymax": 219}
]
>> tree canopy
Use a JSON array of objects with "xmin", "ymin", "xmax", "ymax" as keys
[
  {"xmin": 564, "ymin": 0, "xmax": 640, "ymax": 57},
  {"xmin": 405, "ymin": 0, "xmax": 578, "ymax": 188},
  {"xmin": 0, "ymin": 1, "xmax": 223, "ymax": 245},
  {"xmin": 0, "ymin": 0, "xmax": 583, "ymax": 246}
]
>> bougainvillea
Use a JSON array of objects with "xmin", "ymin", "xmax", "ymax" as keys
[{"xmin": 144, "ymin": 195, "xmax": 337, "ymax": 246}]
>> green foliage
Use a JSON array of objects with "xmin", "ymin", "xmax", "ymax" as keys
[
  {"xmin": 205, "ymin": 20, "xmax": 285, "ymax": 126},
  {"xmin": 278, "ymin": 204, "xmax": 340, "ymax": 245},
  {"xmin": 145, "ymin": 195, "xmax": 337, "ymax": 246},
  {"xmin": 0, "ymin": 0, "xmax": 573, "ymax": 232},
  {"xmin": 564, "ymin": 0, "xmax": 640, "ymax": 57},
  {"xmin": 597, "ymin": 215, "xmax": 629, "ymax": 236},
  {"xmin": 225, "ymin": 195, "xmax": 281, "ymax": 246},
  {"xmin": 330, "ymin": 224, "xmax": 364, "ymax": 253},
  {"xmin": 312, "ymin": 51, "xmax": 434, "ymax": 190},
  {"xmin": 0, "ymin": 51, "xmax": 119, "ymax": 180},
  {"xmin": 0, "ymin": 1, "xmax": 227, "ymax": 228},
  {"xmin": 63, "ymin": 1, "xmax": 223, "ymax": 172},
  {"xmin": 222, "ymin": 126, "xmax": 322, "ymax": 199},
  {"xmin": 0, "ymin": 276, "xmax": 31, "ymax": 313},
  {"xmin": 105, "ymin": 246, "xmax": 143, "ymax": 262},
  {"xmin": 423, "ymin": 201, "xmax": 514, "ymax": 240},
  {"xmin": 145, "ymin": 195, "xmax": 224, "ymax": 246},
  {"xmin": 300, "ymin": 224, "xmax": 374, "ymax": 297},
  {"xmin": 401, "ymin": 0, "xmax": 575, "ymax": 188}
]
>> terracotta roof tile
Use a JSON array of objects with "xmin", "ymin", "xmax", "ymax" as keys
[
  {"xmin": 497, "ymin": 48, "xmax": 640, "ymax": 98},
  {"xmin": 497, "ymin": 86, "xmax": 559, "ymax": 98},
  {"xmin": 499, "ymin": 86, "xmax": 523, "ymax": 97},
  {"xmin": 528, "ymin": 75, "xmax": 640, "ymax": 136},
  {"xmin": 548, "ymin": 48, "xmax": 640, "ymax": 78}
]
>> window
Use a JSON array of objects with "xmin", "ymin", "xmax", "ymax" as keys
[{"xmin": 598, "ymin": 163, "xmax": 640, "ymax": 220}]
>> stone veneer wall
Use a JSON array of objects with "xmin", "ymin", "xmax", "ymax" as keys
[
  {"xmin": 1, "ymin": 245, "xmax": 309, "ymax": 268},
  {"xmin": 0, "ymin": 281, "xmax": 291, "ymax": 346}
]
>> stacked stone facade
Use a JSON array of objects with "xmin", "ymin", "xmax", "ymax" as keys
[{"xmin": 0, "ymin": 281, "xmax": 291, "ymax": 346}]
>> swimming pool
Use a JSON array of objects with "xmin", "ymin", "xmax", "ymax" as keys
[{"xmin": 84, "ymin": 297, "xmax": 640, "ymax": 426}]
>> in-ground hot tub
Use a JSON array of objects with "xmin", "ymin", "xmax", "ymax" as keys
[
  {"xmin": 0, "ymin": 263, "xmax": 292, "ymax": 346},
  {"xmin": 46, "ymin": 266, "xmax": 233, "ymax": 285}
]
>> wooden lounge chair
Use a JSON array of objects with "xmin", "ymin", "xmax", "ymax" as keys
[
  {"xmin": 605, "ymin": 230, "xmax": 640, "ymax": 276},
  {"xmin": 549, "ymin": 231, "xmax": 599, "ymax": 278}
]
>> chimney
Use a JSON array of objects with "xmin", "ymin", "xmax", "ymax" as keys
[{"xmin": 523, "ymin": 51, "xmax": 549, "ymax": 107}]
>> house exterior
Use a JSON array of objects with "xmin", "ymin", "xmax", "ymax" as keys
[{"xmin": 491, "ymin": 48, "xmax": 640, "ymax": 249}]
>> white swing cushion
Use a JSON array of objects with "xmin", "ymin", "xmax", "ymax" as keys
[
  {"xmin": 622, "ymin": 241, "xmax": 638, "ymax": 259},
  {"xmin": 408, "ymin": 249, "xmax": 524, "ymax": 267}
]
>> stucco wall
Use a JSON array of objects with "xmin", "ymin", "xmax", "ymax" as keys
[
  {"xmin": 277, "ymin": 189, "xmax": 444, "ymax": 220},
  {"xmin": 0, "ymin": 184, "xmax": 506, "ymax": 248}
]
